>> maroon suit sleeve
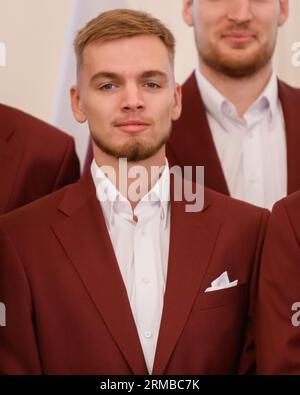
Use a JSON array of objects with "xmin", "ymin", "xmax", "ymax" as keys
[
  {"xmin": 256, "ymin": 201, "xmax": 300, "ymax": 374},
  {"xmin": 0, "ymin": 104, "xmax": 81, "ymax": 213},
  {"xmin": 52, "ymin": 137, "xmax": 80, "ymax": 190},
  {"xmin": 237, "ymin": 210, "xmax": 269, "ymax": 374},
  {"xmin": 0, "ymin": 223, "xmax": 42, "ymax": 374}
]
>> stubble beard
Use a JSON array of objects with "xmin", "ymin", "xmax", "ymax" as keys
[
  {"xmin": 198, "ymin": 33, "xmax": 277, "ymax": 79},
  {"xmin": 91, "ymin": 126, "xmax": 171, "ymax": 162}
]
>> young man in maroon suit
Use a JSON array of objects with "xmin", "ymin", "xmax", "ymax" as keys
[
  {"xmin": 256, "ymin": 190, "xmax": 300, "ymax": 374},
  {"xmin": 0, "ymin": 103, "xmax": 80, "ymax": 214},
  {"xmin": 0, "ymin": 9, "xmax": 268, "ymax": 374},
  {"xmin": 167, "ymin": 0, "xmax": 295, "ymax": 210}
]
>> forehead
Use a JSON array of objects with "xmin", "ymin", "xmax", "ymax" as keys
[{"xmin": 80, "ymin": 35, "xmax": 173, "ymax": 77}]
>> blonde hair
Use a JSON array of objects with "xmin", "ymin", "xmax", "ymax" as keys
[{"xmin": 74, "ymin": 9, "xmax": 175, "ymax": 67}]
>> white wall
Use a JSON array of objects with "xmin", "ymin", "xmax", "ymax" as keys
[
  {"xmin": 1, "ymin": 0, "xmax": 300, "ymax": 167},
  {"xmin": 0, "ymin": 0, "xmax": 72, "ymax": 120},
  {"xmin": 275, "ymin": 0, "xmax": 300, "ymax": 86}
]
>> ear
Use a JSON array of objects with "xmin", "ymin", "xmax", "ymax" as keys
[
  {"xmin": 70, "ymin": 85, "xmax": 87, "ymax": 123},
  {"xmin": 278, "ymin": 0, "xmax": 289, "ymax": 27},
  {"xmin": 171, "ymin": 83, "xmax": 182, "ymax": 121},
  {"xmin": 183, "ymin": 0, "xmax": 194, "ymax": 27}
]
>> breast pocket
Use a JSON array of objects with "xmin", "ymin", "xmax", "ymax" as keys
[{"xmin": 191, "ymin": 284, "xmax": 247, "ymax": 311}]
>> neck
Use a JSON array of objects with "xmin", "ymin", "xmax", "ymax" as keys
[
  {"xmin": 93, "ymin": 146, "xmax": 166, "ymax": 210},
  {"xmin": 199, "ymin": 61, "xmax": 273, "ymax": 117}
]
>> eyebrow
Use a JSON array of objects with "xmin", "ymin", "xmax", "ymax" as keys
[
  {"xmin": 90, "ymin": 72, "xmax": 118, "ymax": 85},
  {"xmin": 140, "ymin": 70, "xmax": 168, "ymax": 81},
  {"xmin": 90, "ymin": 70, "xmax": 168, "ymax": 85}
]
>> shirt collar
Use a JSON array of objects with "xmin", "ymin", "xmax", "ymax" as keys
[
  {"xmin": 91, "ymin": 159, "xmax": 170, "ymax": 229},
  {"xmin": 256, "ymin": 70, "xmax": 278, "ymax": 124},
  {"xmin": 195, "ymin": 67, "xmax": 227, "ymax": 129},
  {"xmin": 195, "ymin": 67, "xmax": 278, "ymax": 128}
]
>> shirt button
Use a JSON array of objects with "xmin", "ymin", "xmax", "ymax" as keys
[
  {"xmin": 144, "ymin": 331, "xmax": 152, "ymax": 339},
  {"xmin": 142, "ymin": 277, "xmax": 150, "ymax": 284}
]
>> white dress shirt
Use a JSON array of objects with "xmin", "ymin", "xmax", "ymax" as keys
[
  {"xmin": 91, "ymin": 159, "xmax": 170, "ymax": 374},
  {"xmin": 195, "ymin": 68, "xmax": 287, "ymax": 209}
]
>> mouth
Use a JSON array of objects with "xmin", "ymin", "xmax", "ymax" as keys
[
  {"xmin": 114, "ymin": 120, "xmax": 151, "ymax": 133},
  {"xmin": 221, "ymin": 31, "xmax": 256, "ymax": 45}
]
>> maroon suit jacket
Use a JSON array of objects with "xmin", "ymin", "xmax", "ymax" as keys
[
  {"xmin": 257, "ymin": 190, "xmax": 300, "ymax": 374},
  {"xmin": 0, "ymin": 104, "xmax": 80, "ymax": 214},
  {"xmin": 0, "ymin": 172, "xmax": 268, "ymax": 374}
]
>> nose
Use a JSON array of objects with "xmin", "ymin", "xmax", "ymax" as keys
[
  {"xmin": 227, "ymin": 0, "xmax": 253, "ymax": 24},
  {"xmin": 121, "ymin": 83, "xmax": 145, "ymax": 112}
]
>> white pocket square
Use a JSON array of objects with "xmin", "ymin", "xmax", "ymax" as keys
[{"xmin": 205, "ymin": 271, "xmax": 238, "ymax": 293}]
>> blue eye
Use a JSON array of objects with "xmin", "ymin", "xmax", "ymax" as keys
[
  {"xmin": 145, "ymin": 82, "xmax": 161, "ymax": 89},
  {"xmin": 99, "ymin": 83, "xmax": 116, "ymax": 90}
]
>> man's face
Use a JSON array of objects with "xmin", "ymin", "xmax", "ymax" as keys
[
  {"xmin": 71, "ymin": 35, "xmax": 181, "ymax": 162},
  {"xmin": 183, "ymin": 0, "xmax": 289, "ymax": 78}
]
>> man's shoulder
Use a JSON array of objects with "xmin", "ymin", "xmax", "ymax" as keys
[
  {"xmin": 273, "ymin": 189, "xmax": 300, "ymax": 228},
  {"xmin": 278, "ymin": 79, "xmax": 300, "ymax": 101},
  {"xmin": 0, "ymin": 178, "xmax": 83, "ymax": 230},
  {"xmin": 0, "ymin": 103, "xmax": 73, "ymax": 146},
  {"xmin": 204, "ymin": 186, "xmax": 269, "ymax": 225}
]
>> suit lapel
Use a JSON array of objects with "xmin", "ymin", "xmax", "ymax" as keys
[
  {"xmin": 278, "ymin": 80, "xmax": 300, "ymax": 194},
  {"xmin": 152, "ymin": 184, "xmax": 221, "ymax": 374},
  {"xmin": 0, "ymin": 129, "xmax": 23, "ymax": 214},
  {"xmin": 52, "ymin": 174, "xmax": 148, "ymax": 374},
  {"xmin": 168, "ymin": 72, "xmax": 229, "ymax": 195}
]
